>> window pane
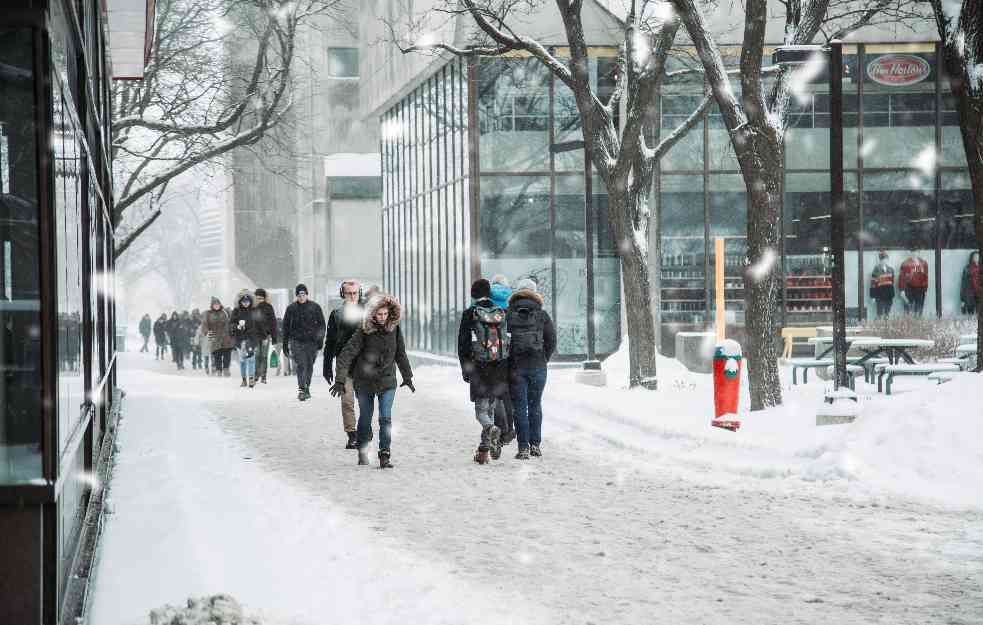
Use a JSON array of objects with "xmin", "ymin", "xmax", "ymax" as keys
[
  {"xmin": 708, "ymin": 174, "xmax": 746, "ymax": 328},
  {"xmin": 477, "ymin": 58, "xmax": 549, "ymax": 172},
  {"xmin": 861, "ymin": 50, "xmax": 936, "ymax": 168},
  {"xmin": 592, "ymin": 176, "xmax": 621, "ymax": 355},
  {"xmin": 327, "ymin": 48, "xmax": 359, "ymax": 78},
  {"xmin": 0, "ymin": 28, "xmax": 43, "ymax": 483},
  {"xmin": 660, "ymin": 175, "xmax": 707, "ymax": 328},
  {"xmin": 479, "ymin": 175, "xmax": 550, "ymax": 300},
  {"xmin": 555, "ymin": 175, "xmax": 586, "ymax": 355},
  {"xmin": 941, "ymin": 171, "xmax": 978, "ymax": 317}
]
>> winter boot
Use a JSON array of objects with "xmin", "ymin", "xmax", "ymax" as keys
[
  {"xmin": 261, "ymin": 375, "xmax": 267, "ymax": 384},
  {"xmin": 474, "ymin": 447, "xmax": 490, "ymax": 464},
  {"xmin": 302, "ymin": 386, "xmax": 312, "ymax": 401},
  {"xmin": 488, "ymin": 425, "xmax": 502, "ymax": 460},
  {"xmin": 345, "ymin": 432, "xmax": 358, "ymax": 449},
  {"xmin": 248, "ymin": 377, "xmax": 256, "ymax": 388},
  {"xmin": 357, "ymin": 448, "xmax": 370, "ymax": 466},
  {"xmin": 240, "ymin": 377, "xmax": 248, "ymax": 387},
  {"xmin": 515, "ymin": 448, "xmax": 530, "ymax": 460},
  {"xmin": 378, "ymin": 450, "xmax": 393, "ymax": 469},
  {"xmin": 530, "ymin": 444, "xmax": 542, "ymax": 457},
  {"xmin": 298, "ymin": 388, "xmax": 306, "ymax": 401}
]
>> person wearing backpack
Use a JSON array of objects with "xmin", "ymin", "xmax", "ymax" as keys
[
  {"xmin": 458, "ymin": 279, "xmax": 511, "ymax": 464},
  {"xmin": 507, "ymin": 278, "xmax": 555, "ymax": 460}
]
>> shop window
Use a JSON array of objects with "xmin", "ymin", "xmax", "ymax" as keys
[
  {"xmin": 940, "ymin": 171, "xmax": 979, "ymax": 316},
  {"xmin": 0, "ymin": 28, "xmax": 43, "ymax": 483},
  {"xmin": 477, "ymin": 58, "xmax": 549, "ymax": 172},
  {"xmin": 327, "ymin": 47, "xmax": 359, "ymax": 78}
]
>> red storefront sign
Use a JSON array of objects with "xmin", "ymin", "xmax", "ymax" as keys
[{"xmin": 866, "ymin": 54, "xmax": 930, "ymax": 86}]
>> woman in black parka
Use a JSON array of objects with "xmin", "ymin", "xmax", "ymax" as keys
[{"xmin": 330, "ymin": 294, "xmax": 414, "ymax": 468}]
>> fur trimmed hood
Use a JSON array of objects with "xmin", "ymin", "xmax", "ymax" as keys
[
  {"xmin": 362, "ymin": 294, "xmax": 402, "ymax": 333},
  {"xmin": 508, "ymin": 288, "xmax": 544, "ymax": 307}
]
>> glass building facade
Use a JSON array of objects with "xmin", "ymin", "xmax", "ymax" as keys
[
  {"xmin": 381, "ymin": 52, "xmax": 624, "ymax": 359},
  {"xmin": 1, "ymin": 2, "xmax": 121, "ymax": 622},
  {"xmin": 658, "ymin": 42, "xmax": 979, "ymax": 350}
]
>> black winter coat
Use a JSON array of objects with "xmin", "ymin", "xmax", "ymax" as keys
[
  {"xmin": 506, "ymin": 288, "xmax": 556, "ymax": 371},
  {"xmin": 153, "ymin": 318, "xmax": 168, "ymax": 343},
  {"xmin": 166, "ymin": 317, "xmax": 188, "ymax": 349},
  {"xmin": 282, "ymin": 300, "xmax": 326, "ymax": 347},
  {"xmin": 335, "ymin": 295, "xmax": 412, "ymax": 395},
  {"xmin": 230, "ymin": 305, "xmax": 267, "ymax": 351},
  {"xmin": 457, "ymin": 298, "xmax": 511, "ymax": 402},
  {"xmin": 255, "ymin": 301, "xmax": 278, "ymax": 342},
  {"xmin": 323, "ymin": 304, "xmax": 363, "ymax": 378}
]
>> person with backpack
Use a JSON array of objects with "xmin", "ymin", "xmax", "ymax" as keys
[
  {"xmin": 458, "ymin": 279, "xmax": 511, "ymax": 464},
  {"xmin": 282, "ymin": 284, "xmax": 326, "ymax": 401},
  {"xmin": 139, "ymin": 314, "xmax": 152, "ymax": 353},
  {"xmin": 507, "ymin": 278, "xmax": 555, "ymax": 460},
  {"xmin": 330, "ymin": 293, "xmax": 414, "ymax": 468},
  {"xmin": 323, "ymin": 279, "xmax": 365, "ymax": 449},
  {"xmin": 489, "ymin": 275, "xmax": 516, "ymax": 446}
]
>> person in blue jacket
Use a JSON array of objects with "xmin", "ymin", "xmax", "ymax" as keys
[{"xmin": 489, "ymin": 275, "xmax": 516, "ymax": 447}]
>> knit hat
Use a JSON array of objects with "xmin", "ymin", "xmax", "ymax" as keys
[
  {"xmin": 470, "ymin": 279, "xmax": 491, "ymax": 300},
  {"xmin": 515, "ymin": 278, "xmax": 538, "ymax": 293},
  {"xmin": 491, "ymin": 274, "xmax": 510, "ymax": 287},
  {"xmin": 295, "ymin": 283, "xmax": 308, "ymax": 296},
  {"xmin": 254, "ymin": 287, "xmax": 267, "ymax": 298}
]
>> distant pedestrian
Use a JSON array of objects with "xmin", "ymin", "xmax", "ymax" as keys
[
  {"xmin": 189, "ymin": 309, "xmax": 203, "ymax": 370},
  {"xmin": 507, "ymin": 278, "xmax": 555, "ymax": 459},
  {"xmin": 203, "ymin": 297, "xmax": 234, "ymax": 377},
  {"xmin": 458, "ymin": 279, "xmax": 511, "ymax": 464},
  {"xmin": 253, "ymin": 288, "xmax": 278, "ymax": 384},
  {"xmin": 167, "ymin": 312, "xmax": 187, "ymax": 370},
  {"xmin": 324, "ymin": 279, "xmax": 364, "ymax": 449},
  {"xmin": 231, "ymin": 292, "xmax": 266, "ymax": 388},
  {"xmin": 282, "ymin": 284, "xmax": 326, "ymax": 401},
  {"xmin": 153, "ymin": 314, "xmax": 168, "ymax": 360},
  {"xmin": 139, "ymin": 314, "xmax": 152, "ymax": 352},
  {"xmin": 275, "ymin": 316, "xmax": 292, "ymax": 376},
  {"xmin": 331, "ymin": 293, "xmax": 414, "ymax": 468}
]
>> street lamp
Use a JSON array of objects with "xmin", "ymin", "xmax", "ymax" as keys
[{"xmin": 773, "ymin": 42, "xmax": 850, "ymax": 392}]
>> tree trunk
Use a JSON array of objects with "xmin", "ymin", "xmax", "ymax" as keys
[
  {"xmin": 609, "ymin": 189, "xmax": 659, "ymax": 389},
  {"xmin": 736, "ymin": 132, "xmax": 784, "ymax": 409}
]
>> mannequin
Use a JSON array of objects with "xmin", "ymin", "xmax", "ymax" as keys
[
  {"xmin": 869, "ymin": 249, "xmax": 895, "ymax": 319},
  {"xmin": 898, "ymin": 248, "xmax": 929, "ymax": 316},
  {"xmin": 961, "ymin": 251, "xmax": 981, "ymax": 315}
]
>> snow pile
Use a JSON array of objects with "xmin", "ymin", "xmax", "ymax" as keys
[
  {"xmin": 518, "ymin": 340, "xmax": 983, "ymax": 510},
  {"xmin": 150, "ymin": 595, "xmax": 263, "ymax": 625}
]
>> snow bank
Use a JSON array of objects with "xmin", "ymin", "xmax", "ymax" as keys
[{"xmin": 501, "ymin": 340, "xmax": 983, "ymax": 510}]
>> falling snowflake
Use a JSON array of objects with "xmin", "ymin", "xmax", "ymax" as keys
[
  {"xmin": 788, "ymin": 52, "xmax": 826, "ymax": 106},
  {"xmin": 748, "ymin": 248, "xmax": 778, "ymax": 282},
  {"xmin": 911, "ymin": 145, "xmax": 937, "ymax": 176}
]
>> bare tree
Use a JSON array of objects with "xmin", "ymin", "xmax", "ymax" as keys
[
  {"xmin": 926, "ymin": 0, "xmax": 983, "ymax": 371},
  {"xmin": 112, "ymin": 0, "xmax": 341, "ymax": 258},
  {"xmin": 392, "ymin": 0, "xmax": 715, "ymax": 389}
]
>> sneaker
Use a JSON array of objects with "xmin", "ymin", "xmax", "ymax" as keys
[
  {"xmin": 345, "ymin": 432, "xmax": 358, "ymax": 449},
  {"xmin": 515, "ymin": 448, "xmax": 530, "ymax": 460},
  {"xmin": 358, "ymin": 448, "xmax": 370, "ymax": 466},
  {"xmin": 378, "ymin": 450, "xmax": 393, "ymax": 469},
  {"xmin": 474, "ymin": 448, "xmax": 490, "ymax": 464},
  {"xmin": 261, "ymin": 375, "xmax": 267, "ymax": 384},
  {"xmin": 248, "ymin": 377, "xmax": 256, "ymax": 388},
  {"xmin": 241, "ymin": 377, "xmax": 248, "ymax": 387},
  {"xmin": 530, "ymin": 444, "xmax": 542, "ymax": 457}
]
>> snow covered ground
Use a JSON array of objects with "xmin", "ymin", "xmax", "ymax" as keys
[{"xmin": 89, "ymin": 350, "xmax": 983, "ymax": 625}]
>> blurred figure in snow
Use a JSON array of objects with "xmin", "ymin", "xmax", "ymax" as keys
[
  {"xmin": 139, "ymin": 314, "xmax": 152, "ymax": 352},
  {"xmin": 153, "ymin": 313, "xmax": 168, "ymax": 360}
]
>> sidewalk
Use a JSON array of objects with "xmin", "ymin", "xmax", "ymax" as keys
[{"xmin": 88, "ymin": 352, "xmax": 983, "ymax": 625}]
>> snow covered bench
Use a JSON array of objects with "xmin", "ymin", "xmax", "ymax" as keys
[
  {"xmin": 955, "ymin": 343, "xmax": 978, "ymax": 357},
  {"xmin": 927, "ymin": 371, "xmax": 959, "ymax": 384},
  {"xmin": 878, "ymin": 363, "xmax": 961, "ymax": 395},
  {"xmin": 938, "ymin": 356, "xmax": 973, "ymax": 371},
  {"xmin": 824, "ymin": 364, "xmax": 864, "ymax": 390},
  {"xmin": 860, "ymin": 357, "xmax": 890, "ymax": 383},
  {"xmin": 790, "ymin": 359, "xmax": 832, "ymax": 385}
]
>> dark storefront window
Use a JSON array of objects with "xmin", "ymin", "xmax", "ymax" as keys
[
  {"xmin": 555, "ymin": 174, "xmax": 586, "ymax": 355},
  {"xmin": 0, "ymin": 28, "xmax": 42, "ymax": 483},
  {"xmin": 941, "ymin": 171, "xmax": 978, "ymax": 316}
]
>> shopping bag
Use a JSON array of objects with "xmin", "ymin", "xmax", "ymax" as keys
[{"xmin": 270, "ymin": 349, "xmax": 279, "ymax": 369}]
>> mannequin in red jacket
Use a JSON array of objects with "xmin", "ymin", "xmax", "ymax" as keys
[{"xmin": 898, "ymin": 248, "xmax": 929, "ymax": 316}]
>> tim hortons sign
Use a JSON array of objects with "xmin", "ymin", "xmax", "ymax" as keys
[{"xmin": 866, "ymin": 54, "xmax": 930, "ymax": 86}]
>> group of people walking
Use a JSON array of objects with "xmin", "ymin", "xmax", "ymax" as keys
[{"xmin": 137, "ymin": 274, "xmax": 555, "ymax": 469}]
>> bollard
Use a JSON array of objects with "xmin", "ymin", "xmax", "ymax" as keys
[{"xmin": 712, "ymin": 339, "xmax": 742, "ymax": 431}]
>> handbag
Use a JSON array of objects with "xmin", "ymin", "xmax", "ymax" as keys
[{"xmin": 269, "ymin": 349, "xmax": 279, "ymax": 369}]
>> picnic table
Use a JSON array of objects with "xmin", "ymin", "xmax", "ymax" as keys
[
  {"xmin": 809, "ymin": 336, "xmax": 932, "ymax": 366},
  {"xmin": 960, "ymin": 334, "xmax": 978, "ymax": 344}
]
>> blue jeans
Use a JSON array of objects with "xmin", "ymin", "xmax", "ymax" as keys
[
  {"xmin": 356, "ymin": 388, "xmax": 397, "ymax": 451},
  {"xmin": 511, "ymin": 367, "xmax": 547, "ymax": 449},
  {"xmin": 239, "ymin": 349, "xmax": 256, "ymax": 378}
]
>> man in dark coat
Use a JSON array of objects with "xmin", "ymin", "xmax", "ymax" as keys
[
  {"xmin": 507, "ymin": 278, "xmax": 556, "ymax": 459},
  {"xmin": 253, "ymin": 288, "xmax": 278, "ymax": 383},
  {"xmin": 330, "ymin": 293, "xmax": 414, "ymax": 468},
  {"xmin": 458, "ymin": 279, "xmax": 511, "ymax": 464},
  {"xmin": 282, "ymin": 283, "xmax": 326, "ymax": 401},
  {"xmin": 167, "ymin": 312, "xmax": 187, "ymax": 370},
  {"xmin": 153, "ymin": 314, "xmax": 168, "ymax": 360},
  {"xmin": 324, "ymin": 279, "xmax": 365, "ymax": 448},
  {"xmin": 139, "ymin": 314, "xmax": 152, "ymax": 352}
]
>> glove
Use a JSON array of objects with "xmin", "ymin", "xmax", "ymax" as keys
[
  {"xmin": 237, "ymin": 320, "xmax": 246, "ymax": 329},
  {"xmin": 400, "ymin": 379, "xmax": 416, "ymax": 393},
  {"xmin": 329, "ymin": 381, "xmax": 346, "ymax": 397},
  {"xmin": 324, "ymin": 369, "xmax": 333, "ymax": 383},
  {"xmin": 462, "ymin": 373, "xmax": 471, "ymax": 384}
]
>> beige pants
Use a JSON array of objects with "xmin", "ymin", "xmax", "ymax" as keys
[{"xmin": 342, "ymin": 378, "xmax": 356, "ymax": 432}]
